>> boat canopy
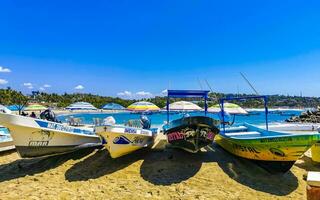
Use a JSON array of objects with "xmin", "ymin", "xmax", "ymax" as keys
[
  {"xmin": 66, "ymin": 102, "xmax": 97, "ymax": 110},
  {"xmin": 220, "ymin": 95, "xmax": 268, "ymax": 132},
  {"xmin": 166, "ymin": 90, "xmax": 209, "ymax": 122}
]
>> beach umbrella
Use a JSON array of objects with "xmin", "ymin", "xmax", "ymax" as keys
[
  {"xmin": 102, "ymin": 103, "xmax": 125, "ymax": 110},
  {"xmin": 66, "ymin": 102, "xmax": 97, "ymax": 110},
  {"xmin": 167, "ymin": 101, "xmax": 202, "ymax": 111},
  {"xmin": 127, "ymin": 101, "xmax": 160, "ymax": 111},
  {"xmin": 24, "ymin": 104, "xmax": 48, "ymax": 111},
  {"xmin": 208, "ymin": 103, "xmax": 248, "ymax": 115},
  {"xmin": 7, "ymin": 105, "xmax": 25, "ymax": 111}
]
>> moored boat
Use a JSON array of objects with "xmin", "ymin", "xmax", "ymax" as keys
[
  {"xmin": 163, "ymin": 90, "xmax": 219, "ymax": 153},
  {"xmin": 96, "ymin": 117, "xmax": 154, "ymax": 158},
  {"xmin": 216, "ymin": 96, "xmax": 320, "ymax": 173},
  {"xmin": 0, "ymin": 126, "xmax": 15, "ymax": 152},
  {"xmin": 0, "ymin": 113, "xmax": 102, "ymax": 158},
  {"xmin": 164, "ymin": 116, "xmax": 219, "ymax": 153}
]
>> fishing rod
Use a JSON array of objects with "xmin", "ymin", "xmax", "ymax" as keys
[
  {"xmin": 197, "ymin": 78, "xmax": 203, "ymax": 90},
  {"xmin": 240, "ymin": 72, "xmax": 259, "ymax": 95}
]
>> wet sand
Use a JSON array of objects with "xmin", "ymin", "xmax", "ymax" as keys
[{"xmin": 0, "ymin": 144, "xmax": 319, "ymax": 200}]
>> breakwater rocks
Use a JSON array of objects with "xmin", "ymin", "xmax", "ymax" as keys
[{"xmin": 286, "ymin": 110, "xmax": 320, "ymax": 123}]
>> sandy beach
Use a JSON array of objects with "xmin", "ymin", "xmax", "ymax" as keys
[{"xmin": 0, "ymin": 144, "xmax": 319, "ymax": 200}]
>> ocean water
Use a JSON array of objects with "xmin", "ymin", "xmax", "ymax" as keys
[{"xmin": 57, "ymin": 110, "xmax": 301, "ymax": 128}]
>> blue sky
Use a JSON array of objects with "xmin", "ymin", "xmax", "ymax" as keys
[{"xmin": 1, "ymin": 1, "xmax": 320, "ymax": 98}]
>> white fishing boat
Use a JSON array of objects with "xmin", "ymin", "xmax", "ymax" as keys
[
  {"xmin": 0, "ymin": 126, "xmax": 15, "ymax": 152},
  {"xmin": 95, "ymin": 117, "xmax": 154, "ymax": 158},
  {"xmin": 0, "ymin": 113, "xmax": 102, "ymax": 158}
]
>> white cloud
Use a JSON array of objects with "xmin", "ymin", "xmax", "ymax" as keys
[
  {"xmin": 74, "ymin": 85, "xmax": 84, "ymax": 90},
  {"xmin": 117, "ymin": 91, "xmax": 132, "ymax": 97},
  {"xmin": 0, "ymin": 66, "xmax": 11, "ymax": 73},
  {"xmin": 23, "ymin": 83, "xmax": 32, "ymax": 87},
  {"xmin": 0, "ymin": 79, "xmax": 8, "ymax": 84},
  {"xmin": 43, "ymin": 84, "xmax": 51, "ymax": 88},
  {"xmin": 39, "ymin": 87, "xmax": 45, "ymax": 91},
  {"xmin": 23, "ymin": 82, "xmax": 33, "ymax": 89},
  {"xmin": 136, "ymin": 91, "xmax": 153, "ymax": 97}
]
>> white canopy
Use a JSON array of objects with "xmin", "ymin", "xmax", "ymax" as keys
[{"xmin": 168, "ymin": 101, "xmax": 202, "ymax": 111}]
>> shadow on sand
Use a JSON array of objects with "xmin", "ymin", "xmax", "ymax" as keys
[
  {"xmin": 294, "ymin": 155, "xmax": 320, "ymax": 171},
  {"xmin": 0, "ymin": 147, "xmax": 96, "ymax": 183},
  {"xmin": 140, "ymin": 148, "xmax": 212, "ymax": 186},
  {"xmin": 213, "ymin": 144, "xmax": 299, "ymax": 196},
  {"xmin": 65, "ymin": 148, "xmax": 149, "ymax": 182},
  {"xmin": 140, "ymin": 143, "xmax": 298, "ymax": 196}
]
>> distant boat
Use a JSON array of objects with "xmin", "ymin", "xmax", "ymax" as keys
[
  {"xmin": 0, "ymin": 113, "xmax": 102, "ymax": 158},
  {"xmin": 216, "ymin": 95, "xmax": 320, "ymax": 173}
]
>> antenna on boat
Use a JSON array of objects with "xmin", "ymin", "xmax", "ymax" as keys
[{"xmin": 240, "ymin": 72, "xmax": 259, "ymax": 95}]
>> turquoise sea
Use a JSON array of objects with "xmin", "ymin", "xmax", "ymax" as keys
[{"xmin": 57, "ymin": 110, "xmax": 302, "ymax": 128}]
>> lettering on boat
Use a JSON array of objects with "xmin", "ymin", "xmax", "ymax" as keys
[
  {"xmin": 47, "ymin": 122, "xmax": 74, "ymax": 132},
  {"xmin": 124, "ymin": 128, "xmax": 137, "ymax": 134},
  {"xmin": 260, "ymin": 137, "xmax": 292, "ymax": 143},
  {"xmin": 132, "ymin": 136, "xmax": 145, "ymax": 144},
  {"xmin": 199, "ymin": 128, "xmax": 215, "ymax": 140},
  {"xmin": 233, "ymin": 144, "xmax": 260, "ymax": 153},
  {"xmin": 28, "ymin": 130, "xmax": 54, "ymax": 146},
  {"xmin": 140, "ymin": 130, "xmax": 150, "ymax": 135},
  {"xmin": 168, "ymin": 132, "xmax": 185, "ymax": 142},
  {"xmin": 29, "ymin": 141, "xmax": 49, "ymax": 146},
  {"xmin": 269, "ymin": 148, "xmax": 286, "ymax": 157}
]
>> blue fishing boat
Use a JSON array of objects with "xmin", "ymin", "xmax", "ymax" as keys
[{"xmin": 163, "ymin": 90, "xmax": 219, "ymax": 153}]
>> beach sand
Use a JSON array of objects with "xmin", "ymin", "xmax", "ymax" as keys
[{"xmin": 0, "ymin": 145, "xmax": 319, "ymax": 200}]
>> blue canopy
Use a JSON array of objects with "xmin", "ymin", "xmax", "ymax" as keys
[
  {"xmin": 102, "ymin": 103, "xmax": 125, "ymax": 110},
  {"xmin": 7, "ymin": 105, "xmax": 25, "ymax": 111}
]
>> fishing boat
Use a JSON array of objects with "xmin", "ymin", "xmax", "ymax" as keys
[
  {"xmin": 96, "ymin": 116, "xmax": 154, "ymax": 158},
  {"xmin": 216, "ymin": 96, "xmax": 320, "ymax": 173},
  {"xmin": 0, "ymin": 126, "xmax": 15, "ymax": 152},
  {"xmin": 0, "ymin": 113, "xmax": 102, "ymax": 158},
  {"xmin": 163, "ymin": 90, "xmax": 219, "ymax": 153}
]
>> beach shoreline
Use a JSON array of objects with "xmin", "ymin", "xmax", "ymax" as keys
[{"xmin": 0, "ymin": 144, "xmax": 318, "ymax": 199}]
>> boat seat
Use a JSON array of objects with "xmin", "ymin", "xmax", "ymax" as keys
[{"xmin": 225, "ymin": 131, "xmax": 260, "ymax": 137}]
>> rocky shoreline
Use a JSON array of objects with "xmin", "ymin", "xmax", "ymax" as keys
[{"xmin": 286, "ymin": 109, "xmax": 320, "ymax": 123}]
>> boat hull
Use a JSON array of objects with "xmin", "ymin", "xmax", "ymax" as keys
[
  {"xmin": 96, "ymin": 126, "xmax": 153, "ymax": 158},
  {"xmin": 0, "ymin": 113, "xmax": 102, "ymax": 158},
  {"xmin": 216, "ymin": 124, "xmax": 320, "ymax": 172},
  {"xmin": 215, "ymin": 133, "xmax": 319, "ymax": 161},
  {"xmin": 164, "ymin": 116, "xmax": 219, "ymax": 153}
]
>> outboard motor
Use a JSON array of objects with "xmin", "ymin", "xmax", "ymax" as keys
[
  {"xmin": 40, "ymin": 109, "xmax": 57, "ymax": 122},
  {"xmin": 103, "ymin": 116, "xmax": 116, "ymax": 125},
  {"xmin": 140, "ymin": 115, "xmax": 151, "ymax": 129},
  {"xmin": 218, "ymin": 111, "xmax": 233, "ymax": 125}
]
